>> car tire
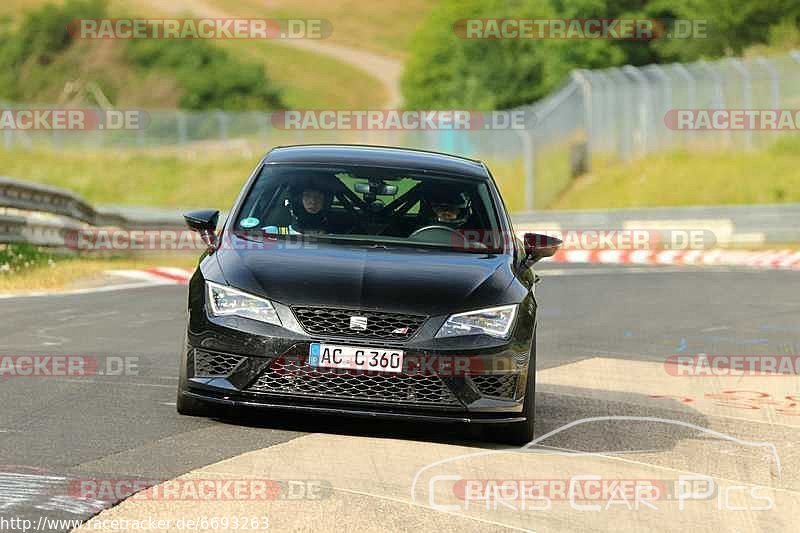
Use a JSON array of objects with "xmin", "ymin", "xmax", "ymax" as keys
[
  {"xmin": 176, "ymin": 386, "xmax": 213, "ymax": 417},
  {"xmin": 490, "ymin": 333, "xmax": 536, "ymax": 445}
]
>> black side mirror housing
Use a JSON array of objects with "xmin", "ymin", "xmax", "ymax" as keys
[
  {"xmin": 523, "ymin": 232, "xmax": 562, "ymax": 266},
  {"xmin": 184, "ymin": 209, "xmax": 219, "ymax": 248}
]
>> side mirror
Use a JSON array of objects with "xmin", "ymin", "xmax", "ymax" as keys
[
  {"xmin": 184, "ymin": 209, "xmax": 219, "ymax": 248},
  {"xmin": 523, "ymin": 233, "xmax": 562, "ymax": 266}
]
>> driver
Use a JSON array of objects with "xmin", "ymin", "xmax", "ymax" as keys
[
  {"xmin": 426, "ymin": 187, "xmax": 472, "ymax": 229},
  {"xmin": 289, "ymin": 180, "xmax": 333, "ymax": 234}
]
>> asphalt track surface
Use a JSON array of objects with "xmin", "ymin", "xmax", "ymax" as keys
[{"xmin": 1, "ymin": 263, "xmax": 798, "ymax": 532}]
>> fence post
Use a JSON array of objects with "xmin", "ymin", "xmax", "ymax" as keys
[
  {"xmin": 217, "ymin": 112, "xmax": 229, "ymax": 142},
  {"xmin": 607, "ymin": 67, "xmax": 632, "ymax": 161},
  {"xmin": 755, "ymin": 57, "xmax": 781, "ymax": 109},
  {"xmin": 728, "ymin": 58, "xmax": 753, "ymax": 149},
  {"xmin": 260, "ymin": 111, "xmax": 270, "ymax": 141},
  {"xmin": 589, "ymin": 70, "xmax": 611, "ymax": 153},
  {"xmin": 623, "ymin": 65, "xmax": 651, "ymax": 156},
  {"xmin": 671, "ymin": 63, "xmax": 696, "ymax": 146},
  {"xmin": 697, "ymin": 60, "xmax": 725, "ymax": 109},
  {"xmin": 571, "ymin": 70, "xmax": 593, "ymax": 164},
  {"xmin": 177, "ymin": 112, "xmax": 188, "ymax": 145},
  {"xmin": 697, "ymin": 60, "xmax": 729, "ymax": 147},
  {"xmin": 644, "ymin": 64, "xmax": 672, "ymax": 152},
  {"xmin": 515, "ymin": 128, "xmax": 535, "ymax": 211}
]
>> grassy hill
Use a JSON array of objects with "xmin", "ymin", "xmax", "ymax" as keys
[
  {"xmin": 202, "ymin": 0, "xmax": 435, "ymax": 58},
  {"xmin": 551, "ymin": 136, "xmax": 800, "ymax": 209},
  {"xmin": 0, "ymin": 0, "xmax": 391, "ymax": 109}
]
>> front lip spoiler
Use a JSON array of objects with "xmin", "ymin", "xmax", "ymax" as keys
[{"xmin": 182, "ymin": 391, "xmax": 527, "ymax": 424}]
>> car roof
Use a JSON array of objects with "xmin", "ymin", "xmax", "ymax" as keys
[{"xmin": 263, "ymin": 144, "xmax": 489, "ymax": 179}]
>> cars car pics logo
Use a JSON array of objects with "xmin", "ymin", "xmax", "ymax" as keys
[{"xmin": 349, "ymin": 316, "xmax": 368, "ymax": 331}]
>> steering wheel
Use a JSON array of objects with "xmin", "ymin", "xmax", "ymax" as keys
[{"xmin": 408, "ymin": 225, "xmax": 465, "ymax": 246}]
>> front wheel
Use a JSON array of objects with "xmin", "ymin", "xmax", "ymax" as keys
[{"xmin": 176, "ymin": 386, "xmax": 214, "ymax": 417}]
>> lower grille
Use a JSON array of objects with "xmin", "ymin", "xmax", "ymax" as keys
[
  {"xmin": 194, "ymin": 350, "xmax": 247, "ymax": 378},
  {"xmin": 471, "ymin": 374, "xmax": 518, "ymax": 399},
  {"xmin": 246, "ymin": 357, "xmax": 460, "ymax": 406}
]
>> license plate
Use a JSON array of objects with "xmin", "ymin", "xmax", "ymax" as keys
[{"xmin": 308, "ymin": 343, "xmax": 404, "ymax": 373}]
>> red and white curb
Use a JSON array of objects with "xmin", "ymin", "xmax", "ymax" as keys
[
  {"xmin": 545, "ymin": 248, "xmax": 800, "ymax": 270},
  {"xmin": 106, "ymin": 267, "xmax": 193, "ymax": 285}
]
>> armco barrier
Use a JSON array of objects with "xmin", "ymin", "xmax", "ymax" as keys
[
  {"xmin": 0, "ymin": 176, "xmax": 185, "ymax": 248},
  {"xmin": 514, "ymin": 204, "xmax": 800, "ymax": 245}
]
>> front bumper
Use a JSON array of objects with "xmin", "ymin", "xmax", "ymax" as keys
[{"xmin": 181, "ymin": 272, "xmax": 537, "ymax": 423}]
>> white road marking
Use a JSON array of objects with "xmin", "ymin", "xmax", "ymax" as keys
[
  {"xmin": 0, "ymin": 280, "xmax": 171, "ymax": 300},
  {"xmin": 0, "ymin": 472, "xmax": 107, "ymax": 515},
  {"xmin": 49, "ymin": 378, "xmax": 175, "ymax": 388}
]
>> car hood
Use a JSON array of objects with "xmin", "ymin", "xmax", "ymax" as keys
[{"xmin": 214, "ymin": 234, "xmax": 516, "ymax": 316}]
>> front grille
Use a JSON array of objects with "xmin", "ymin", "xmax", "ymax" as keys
[
  {"xmin": 246, "ymin": 357, "xmax": 460, "ymax": 406},
  {"xmin": 194, "ymin": 349, "xmax": 247, "ymax": 378},
  {"xmin": 471, "ymin": 374, "xmax": 518, "ymax": 399},
  {"xmin": 292, "ymin": 306, "xmax": 427, "ymax": 340}
]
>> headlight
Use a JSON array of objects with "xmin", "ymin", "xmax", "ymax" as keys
[
  {"xmin": 436, "ymin": 304, "xmax": 518, "ymax": 339},
  {"xmin": 206, "ymin": 281, "xmax": 282, "ymax": 326}
]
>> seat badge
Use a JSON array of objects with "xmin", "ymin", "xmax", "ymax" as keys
[{"xmin": 349, "ymin": 316, "xmax": 368, "ymax": 331}]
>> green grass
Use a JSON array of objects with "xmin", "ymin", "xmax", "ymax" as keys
[
  {"xmin": 0, "ymin": 244, "xmax": 198, "ymax": 291},
  {"xmin": 552, "ymin": 136, "xmax": 800, "ymax": 209},
  {"xmin": 0, "ymin": 147, "xmax": 254, "ymax": 208},
  {"xmin": 218, "ymin": 39, "xmax": 386, "ymax": 109}
]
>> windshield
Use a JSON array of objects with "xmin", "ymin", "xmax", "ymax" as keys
[{"xmin": 233, "ymin": 164, "xmax": 504, "ymax": 252}]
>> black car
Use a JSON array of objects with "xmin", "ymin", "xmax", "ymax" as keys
[{"xmin": 178, "ymin": 145, "xmax": 560, "ymax": 443}]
